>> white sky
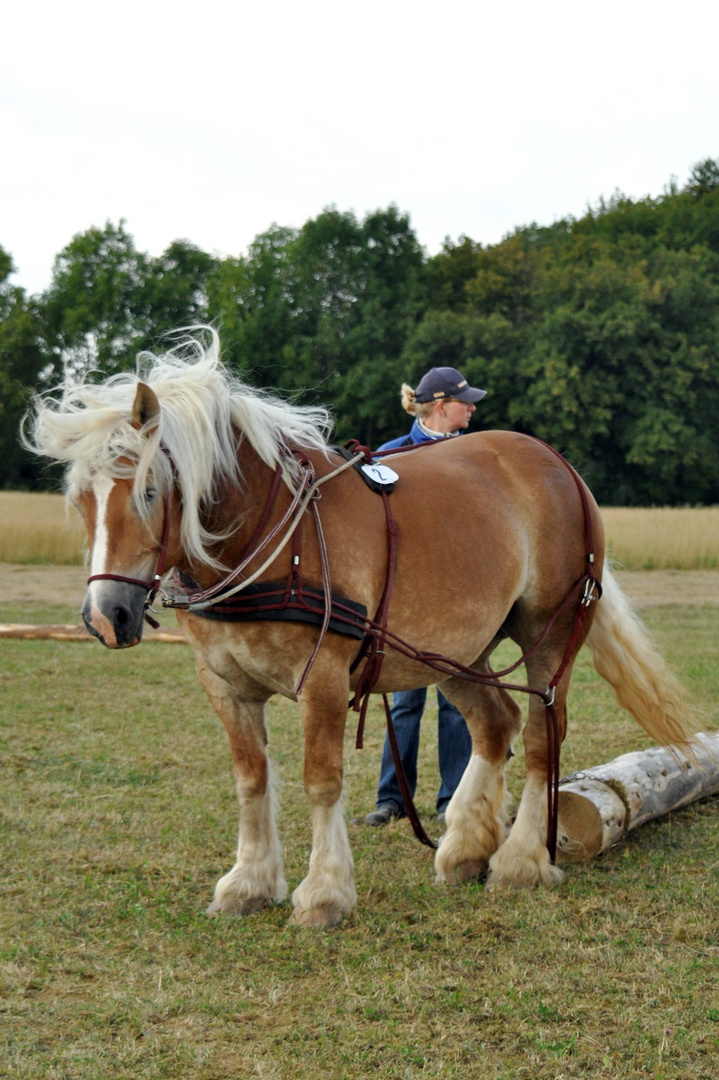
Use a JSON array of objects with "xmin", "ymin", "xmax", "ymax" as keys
[{"xmin": 3, "ymin": 0, "xmax": 718, "ymax": 295}]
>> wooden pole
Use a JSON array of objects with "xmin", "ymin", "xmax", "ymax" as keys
[
  {"xmin": 557, "ymin": 732, "xmax": 719, "ymax": 860},
  {"xmin": 0, "ymin": 623, "xmax": 187, "ymax": 644}
]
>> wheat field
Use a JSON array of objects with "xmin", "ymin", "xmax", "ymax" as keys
[
  {"xmin": 1, "ymin": 492, "xmax": 718, "ymax": 570},
  {"xmin": 0, "ymin": 492, "xmax": 86, "ymax": 565},
  {"xmin": 601, "ymin": 506, "xmax": 719, "ymax": 570}
]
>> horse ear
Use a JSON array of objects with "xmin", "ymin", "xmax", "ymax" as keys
[{"xmin": 131, "ymin": 382, "xmax": 160, "ymax": 432}]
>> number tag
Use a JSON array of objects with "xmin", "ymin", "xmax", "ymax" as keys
[{"xmin": 361, "ymin": 463, "xmax": 400, "ymax": 486}]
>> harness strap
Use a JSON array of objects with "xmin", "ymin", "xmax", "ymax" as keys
[
  {"xmin": 352, "ymin": 488, "xmax": 399, "ymax": 748},
  {"xmin": 382, "ymin": 693, "xmax": 438, "ymax": 850},
  {"xmin": 294, "ymin": 499, "xmax": 335, "ymax": 695}
]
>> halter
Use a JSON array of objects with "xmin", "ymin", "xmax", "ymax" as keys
[{"xmin": 86, "ymin": 488, "xmax": 173, "ymax": 631}]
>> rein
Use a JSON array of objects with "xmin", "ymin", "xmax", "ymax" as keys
[
  {"xmin": 85, "ymin": 446, "xmax": 362, "ymax": 631},
  {"xmin": 165, "ymin": 447, "xmax": 363, "ymax": 612}
]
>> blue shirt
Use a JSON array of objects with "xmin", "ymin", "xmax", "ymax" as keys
[{"xmin": 376, "ymin": 418, "xmax": 460, "ymax": 452}]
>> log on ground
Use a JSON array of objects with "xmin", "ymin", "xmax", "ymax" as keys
[
  {"xmin": 0, "ymin": 623, "xmax": 187, "ymax": 644},
  {"xmin": 557, "ymin": 732, "xmax": 719, "ymax": 860}
]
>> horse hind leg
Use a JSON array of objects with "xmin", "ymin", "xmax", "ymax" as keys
[
  {"xmin": 435, "ymin": 668, "xmax": 522, "ymax": 886},
  {"xmin": 486, "ymin": 655, "xmax": 571, "ymax": 890},
  {"xmin": 196, "ymin": 662, "xmax": 288, "ymax": 916}
]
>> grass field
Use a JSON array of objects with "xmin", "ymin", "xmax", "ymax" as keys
[{"xmin": 2, "ymin": 593, "xmax": 718, "ymax": 1079}]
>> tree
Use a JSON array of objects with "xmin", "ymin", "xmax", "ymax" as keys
[
  {"xmin": 40, "ymin": 223, "xmax": 219, "ymax": 379},
  {"xmin": 207, "ymin": 225, "xmax": 299, "ymax": 387},
  {"xmin": 686, "ymin": 157, "xmax": 719, "ymax": 198},
  {"xmin": 139, "ymin": 240, "xmax": 218, "ymax": 343},
  {"xmin": 207, "ymin": 207, "xmax": 425, "ymax": 445},
  {"xmin": 40, "ymin": 221, "xmax": 150, "ymax": 376},
  {"xmin": 0, "ymin": 248, "xmax": 52, "ymax": 488}
]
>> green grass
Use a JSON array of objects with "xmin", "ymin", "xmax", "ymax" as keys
[{"xmin": 1, "ymin": 601, "xmax": 718, "ymax": 1079}]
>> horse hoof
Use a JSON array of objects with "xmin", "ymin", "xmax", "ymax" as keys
[
  {"xmin": 206, "ymin": 896, "xmax": 268, "ymax": 917},
  {"xmin": 485, "ymin": 872, "xmax": 527, "ymax": 892},
  {"xmin": 290, "ymin": 906, "xmax": 344, "ymax": 928},
  {"xmin": 444, "ymin": 859, "xmax": 488, "ymax": 885},
  {"xmin": 486, "ymin": 860, "xmax": 564, "ymax": 891}
]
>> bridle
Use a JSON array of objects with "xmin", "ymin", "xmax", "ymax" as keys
[{"xmin": 86, "ymin": 488, "xmax": 173, "ymax": 630}]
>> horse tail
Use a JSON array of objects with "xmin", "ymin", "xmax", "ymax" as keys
[{"xmin": 585, "ymin": 564, "xmax": 695, "ymax": 751}]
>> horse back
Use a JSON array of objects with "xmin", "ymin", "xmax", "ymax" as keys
[{"xmin": 314, "ymin": 431, "xmax": 604, "ymax": 678}]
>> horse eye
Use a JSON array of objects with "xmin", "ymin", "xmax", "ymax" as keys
[{"xmin": 144, "ymin": 487, "xmax": 158, "ymax": 504}]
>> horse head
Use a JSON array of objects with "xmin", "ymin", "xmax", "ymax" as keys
[{"xmin": 75, "ymin": 382, "xmax": 179, "ymax": 649}]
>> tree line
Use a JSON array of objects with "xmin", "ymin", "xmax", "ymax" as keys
[{"xmin": 3, "ymin": 158, "xmax": 719, "ymax": 504}]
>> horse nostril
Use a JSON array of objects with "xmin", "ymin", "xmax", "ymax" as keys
[
  {"xmin": 113, "ymin": 605, "xmax": 131, "ymax": 627},
  {"xmin": 111, "ymin": 604, "xmax": 140, "ymax": 645}
]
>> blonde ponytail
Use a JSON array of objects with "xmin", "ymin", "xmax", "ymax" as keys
[
  {"xmin": 400, "ymin": 383, "xmax": 417, "ymax": 416},
  {"xmin": 401, "ymin": 381, "xmax": 436, "ymax": 421}
]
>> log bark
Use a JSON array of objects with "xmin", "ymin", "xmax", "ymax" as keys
[
  {"xmin": 0, "ymin": 623, "xmax": 187, "ymax": 644},
  {"xmin": 557, "ymin": 732, "xmax": 719, "ymax": 860}
]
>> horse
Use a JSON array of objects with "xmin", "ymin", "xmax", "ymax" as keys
[{"xmin": 24, "ymin": 331, "xmax": 693, "ymax": 927}]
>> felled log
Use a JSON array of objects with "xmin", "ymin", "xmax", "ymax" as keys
[
  {"xmin": 0, "ymin": 623, "xmax": 187, "ymax": 644},
  {"xmin": 557, "ymin": 732, "xmax": 719, "ymax": 860}
]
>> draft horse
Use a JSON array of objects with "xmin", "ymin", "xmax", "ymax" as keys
[{"xmin": 25, "ymin": 332, "xmax": 692, "ymax": 926}]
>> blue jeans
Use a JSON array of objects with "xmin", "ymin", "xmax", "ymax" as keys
[{"xmin": 375, "ymin": 687, "xmax": 472, "ymax": 814}]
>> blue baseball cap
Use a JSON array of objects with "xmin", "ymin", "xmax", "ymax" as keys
[{"xmin": 414, "ymin": 367, "xmax": 487, "ymax": 404}]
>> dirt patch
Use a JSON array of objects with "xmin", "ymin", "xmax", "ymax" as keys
[
  {"xmin": 1, "ymin": 563, "xmax": 90, "ymax": 607},
  {"xmin": 613, "ymin": 569, "xmax": 719, "ymax": 607},
  {"xmin": 2, "ymin": 563, "xmax": 719, "ymax": 610}
]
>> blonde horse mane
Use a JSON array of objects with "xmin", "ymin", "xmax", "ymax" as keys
[{"xmin": 23, "ymin": 328, "xmax": 333, "ymax": 568}]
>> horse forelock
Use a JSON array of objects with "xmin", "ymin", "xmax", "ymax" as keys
[{"xmin": 24, "ymin": 328, "xmax": 334, "ymax": 569}]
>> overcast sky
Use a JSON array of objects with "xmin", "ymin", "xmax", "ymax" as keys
[{"xmin": 3, "ymin": 0, "xmax": 718, "ymax": 295}]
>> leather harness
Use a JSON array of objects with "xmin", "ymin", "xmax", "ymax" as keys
[{"xmin": 88, "ymin": 436, "xmax": 601, "ymax": 859}]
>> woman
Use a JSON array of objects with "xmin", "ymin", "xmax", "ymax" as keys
[{"xmin": 365, "ymin": 366, "xmax": 487, "ymax": 826}]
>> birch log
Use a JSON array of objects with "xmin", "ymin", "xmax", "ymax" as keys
[
  {"xmin": 0, "ymin": 623, "xmax": 187, "ymax": 644},
  {"xmin": 557, "ymin": 732, "xmax": 719, "ymax": 860}
]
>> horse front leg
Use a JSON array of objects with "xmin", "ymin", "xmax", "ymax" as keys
[
  {"xmin": 434, "ymin": 670, "xmax": 522, "ymax": 885},
  {"xmin": 195, "ymin": 660, "xmax": 287, "ymax": 915},
  {"xmin": 291, "ymin": 683, "xmax": 356, "ymax": 928}
]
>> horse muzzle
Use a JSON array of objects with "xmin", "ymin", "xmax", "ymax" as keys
[{"xmin": 82, "ymin": 581, "xmax": 145, "ymax": 649}]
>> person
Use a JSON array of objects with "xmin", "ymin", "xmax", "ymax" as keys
[{"xmin": 364, "ymin": 365, "xmax": 487, "ymax": 827}]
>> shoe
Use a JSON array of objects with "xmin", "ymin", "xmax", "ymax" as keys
[
  {"xmin": 364, "ymin": 803, "xmax": 404, "ymax": 826},
  {"xmin": 435, "ymin": 810, "xmax": 447, "ymax": 827}
]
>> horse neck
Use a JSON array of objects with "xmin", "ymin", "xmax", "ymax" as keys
[{"xmin": 178, "ymin": 435, "xmax": 291, "ymax": 586}]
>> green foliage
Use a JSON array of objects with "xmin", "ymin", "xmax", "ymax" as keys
[
  {"xmin": 206, "ymin": 206, "xmax": 424, "ymax": 446},
  {"xmin": 39, "ymin": 221, "xmax": 218, "ymax": 379},
  {"xmin": 3, "ymin": 158, "xmax": 719, "ymax": 500},
  {"xmin": 416, "ymin": 168, "xmax": 719, "ymax": 503},
  {"xmin": 0, "ymin": 248, "xmax": 52, "ymax": 489},
  {"xmin": 40, "ymin": 220, "xmax": 150, "ymax": 375}
]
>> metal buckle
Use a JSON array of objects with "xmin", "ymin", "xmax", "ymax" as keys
[{"xmin": 581, "ymin": 578, "xmax": 597, "ymax": 607}]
